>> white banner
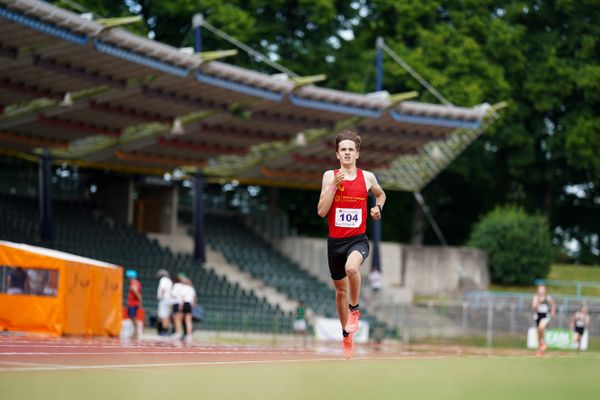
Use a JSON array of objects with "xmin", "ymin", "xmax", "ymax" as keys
[
  {"xmin": 314, "ymin": 317, "xmax": 369, "ymax": 343},
  {"xmin": 526, "ymin": 327, "xmax": 588, "ymax": 350}
]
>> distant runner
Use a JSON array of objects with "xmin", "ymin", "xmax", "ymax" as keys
[{"xmin": 532, "ymin": 285, "xmax": 555, "ymax": 354}]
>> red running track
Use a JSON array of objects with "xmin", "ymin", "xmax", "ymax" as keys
[{"xmin": 0, "ymin": 334, "xmax": 532, "ymax": 373}]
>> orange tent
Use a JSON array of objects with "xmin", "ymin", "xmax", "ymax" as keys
[{"xmin": 0, "ymin": 240, "xmax": 122, "ymax": 336}]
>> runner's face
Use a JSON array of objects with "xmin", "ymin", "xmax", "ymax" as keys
[
  {"xmin": 336, "ymin": 140, "xmax": 359, "ymax": 167},
  {"xmin": 537, "ymin": 286, "xmax": 546, "ymax": 296}
]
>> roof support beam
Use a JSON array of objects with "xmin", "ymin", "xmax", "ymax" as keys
[
  {"xmin": 0, "ymin": 84, "xmax": 113, "ymax": 129},
  {"xmin": 291, "ymin": 74, "xmax": 327, "ymax": 87},
  {"xmin": 292, "ymin": 154, "xmax": 390, "ymax": 170},
  {"xmin": 115, "ymin": 149, "xmax": 206, "ymax": 168},
  {"xmin": 376, "ymin": 102, "xmax": 506, "ymax": 191},
  {"xmin": 388, "ymin": 91, "xmax": 419, "ymax": 107},
  {"xmin": 158, "ymin": 137, "xmax": 248, "ymax": 155},
  {"xmin": 0, "ymin": 77, "xmax": 61, "ymax": 99},
  {"xmin": 56, "ymin": 109, "xmax": 219, "ymax": 162},
  {"xmin": 97, "ymin": 16, "xmax": 143, "ymax": 29},
  {"xmin": 0, "ymin": 130, "xmax": 68, "ymax": 148},
  {"xmin": 203, "ymin": 114, "xmax": 364, "ymax": 177},
  {"xmin": 198, "ymin": 49, "xmax": 238, "ymax": 62},
  {"xmin": 0, "ymin": 74, "xmax": 159, "ymax": 130}
]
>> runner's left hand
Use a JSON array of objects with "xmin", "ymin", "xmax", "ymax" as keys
[{"xmin": 370, "ymin": 206, "xmax": 381, "ymax": 220}]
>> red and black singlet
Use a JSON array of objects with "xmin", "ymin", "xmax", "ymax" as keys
[{"xmin": 327, "ymin": 169, "xmax": 368, "ymax": 239}]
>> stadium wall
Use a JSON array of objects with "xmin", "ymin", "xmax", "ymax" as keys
[{"xmin": 275, "ymin": 237, "xmax": 489, "ymax": 301}]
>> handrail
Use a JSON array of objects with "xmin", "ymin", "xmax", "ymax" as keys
[
  {"xmin": 464, "ymin": 290, "xmax": 600, "ymax": 303},
  {"xmin": 534, "ymin": 278, "xmax": 600, "ymax": 297}
]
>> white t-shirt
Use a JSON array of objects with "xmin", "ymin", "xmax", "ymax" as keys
[
  {"xmin": 369, "ymin": 270, "xmax": 382, "ymax": 290},
  {"xmin": 171, "ymin": 282, "xmax": 196, "ymax": 303},
  {"xmin": 157, "ymin": 276, "xmax": 173, "ymax": 302}
]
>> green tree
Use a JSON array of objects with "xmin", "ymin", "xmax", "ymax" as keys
[
  {"xmin": 132, "ymin": 0, "xmax": 361, "ymax": 77},
  {"xmin": 335, "ymin": 1, "xmax": 600, "ymax": 262},
  {"xmin": 467, "ymin": 206, "xmax": 554, "ymax": 284}
]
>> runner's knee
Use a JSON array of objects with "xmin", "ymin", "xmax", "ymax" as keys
[
  {"xmin": 345, "ymin": 264, "xmax": 359, "ymax": 277},
  {"xmin": 335, "ymin": 287, "xmax": 348, "ymax": 298}
]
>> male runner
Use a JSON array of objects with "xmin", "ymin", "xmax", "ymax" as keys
[{"xmin": 317, "ymin": 129, "xmax": 386, "ymax": 358}]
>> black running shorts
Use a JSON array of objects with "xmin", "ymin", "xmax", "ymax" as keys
[
  {"xmin": 327, "ymin": 234, "xmax": 370, "ymax": 280},
  {"xmin": 535, "ymin": 313, "xmax": 549, "ymax": 327}
]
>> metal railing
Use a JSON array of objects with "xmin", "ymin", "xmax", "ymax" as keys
[
  {"xmin": 534, "ymin": 278, "xmax": 600, "ymax": 298},
  {"xmin": 363, "ymin": 289, "xmax": 599, "ymax": 347}
]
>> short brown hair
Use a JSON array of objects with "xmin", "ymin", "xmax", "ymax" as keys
[{"xmin": 335, "ymin": 129, "xmax": 362, "ymax": 151}]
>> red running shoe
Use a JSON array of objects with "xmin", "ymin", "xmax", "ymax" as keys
[
  {"xmin": 345, "ymin": 309, "xmax": 361, "ymax": 334},
  {"xmin": 342, "ymin": 335, "xmax": 354, "ymax": 359}
]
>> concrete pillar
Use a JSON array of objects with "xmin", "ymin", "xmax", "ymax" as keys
[
  {"xmin": 39, "ymin": 149, "xmax": 53, "ymax": 243},
  {"xmin": 193, "ymin": 172, "xmax": 205, "ymax": 263}
]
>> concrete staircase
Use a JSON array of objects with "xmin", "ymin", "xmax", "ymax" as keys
[{"xmin": 148, "ymin": 227, "xmax": 298, "ymax": 314}]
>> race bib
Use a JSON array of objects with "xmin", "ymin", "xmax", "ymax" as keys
[
  {"xmin": 335, "ymin": 208, "xmax": 362, "ymax": 228},
  {"xmin": 537, "ymin": 303, "xmax": 549, "ymax": 314}
]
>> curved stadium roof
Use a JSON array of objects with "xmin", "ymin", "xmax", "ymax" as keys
[{"xmin": 0, "ymin": 0, "xmax": 502, "ymax": 191}]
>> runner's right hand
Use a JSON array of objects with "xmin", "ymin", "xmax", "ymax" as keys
[{"xmin": 334, "ymin": 171, "xmax": 345, "ymax": 186}]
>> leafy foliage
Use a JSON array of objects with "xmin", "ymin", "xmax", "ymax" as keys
[{"xmin": 467, "ymin": 206, "xmax": 554, "ymax": 284}]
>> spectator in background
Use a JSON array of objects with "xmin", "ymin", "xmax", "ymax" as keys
[
  {"xmin": 293, "ymin": 300, "xmax": 308, "ymax": 347},
  {"xmin": 171, "ymin": 273, "xmax": 196, "ymax": 343},
  {"xmin": 6, "ymin": 267, "xmax": 27, "ymax": 294},
  {"xmin": 570, "ymin": 304, "xmax": 590, "ymax": 351},
  {"xmin": 156, "ymin": 269, "xmax": 173, "ymax": 336},
  {"xmin": 126, "ymin": 269, "xmax": 142, "ymax": 339},
  {"xmin": 532, "ymin": 285, "xmax": 555, "ymax": 355},
  {"xmin": 368, "ymin": 268, "xmax": 382, "ymax": 307}
]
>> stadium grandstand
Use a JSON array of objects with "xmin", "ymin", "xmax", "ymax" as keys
[{"xmin": 0, "ymin": 0, "xmax": 503, "ymax": 340}]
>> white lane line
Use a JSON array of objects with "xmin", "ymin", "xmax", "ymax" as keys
[
  {"xmin": 0, "ymin": 361, "xmax": 69, "ymax": 367},
  {"xmin": 0, "ymin": 345, "xmax": 123, "ymax": 349},
  {"xmin": 0, "ymin": 355, "xmax": 472, "ymax": 373},
  {"xmin": 0, "ymin": 344, "xmax": 304, "ymax": 352},
  {"xmin": 0, "ymin": 357, "xmax": 346, "ymax": 372}
]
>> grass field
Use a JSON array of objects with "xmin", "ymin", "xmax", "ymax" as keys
[
  {"xmin": 414, "ymin": 334, "xmax": 600, "ymax": 352},
  {"xmin": 1, "ymin": 354, "xmax": 599, "ymax": 400}
]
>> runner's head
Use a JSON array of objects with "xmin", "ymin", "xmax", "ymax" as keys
[
  {"xmin": 335, "ymin": 130, "xmax": 361, "ymax": 166},
  {"xmin": 335, "ymin": 129, "xmax": 362, "ymax": 152},
  {"xmin": 537, "ymin": 285, "xmax": 546, "ymax": 296}
]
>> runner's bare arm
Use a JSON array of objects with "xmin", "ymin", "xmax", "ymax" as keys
[
  {"xmin": 133, "ymin": 284, "xmax": 142, "ymax": 301},
  {"xmin": 549, "ymin": 296, "xmax": 556, "ymax": 317},
  {"xmin": 317, "ymin": 170, "xmax": 342, "ymax": 218},
  {"xmin": 367, "ymin": 172, "xmax": 386, "ymax": 220},
  {"xmin": 568, "ymin": 314, "xmax": 575, "ymax": 329}
]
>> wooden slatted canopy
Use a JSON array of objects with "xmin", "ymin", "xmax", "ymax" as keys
[{"xmin": 0, "ymin": 0, "xmax": 502, "ymax": 191}]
